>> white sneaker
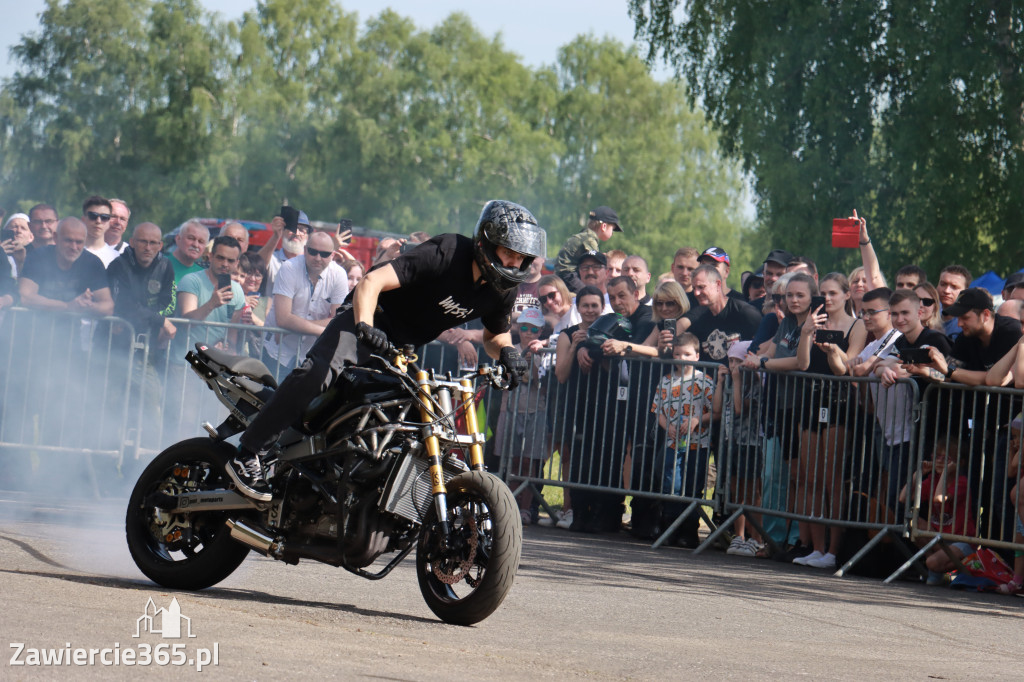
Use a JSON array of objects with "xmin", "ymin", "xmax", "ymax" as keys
[
  {"xmin": 793, "ymin": 550, "xmax": 823, "ymax": 566},
  {"xmin": 537, "ymin": 512, "xmax": 559, "ymax": 527},
  {"xmin": 732, "ymin": 538, "xmax": 759, "ymax": 557},
  {"xmin": 726, "ymin": 536, "xmax": 747, "ymax": 555},
  {"xmin": 556, "ymin": 509, "xmax": 574, "ymax": 529},
  {"xmin": 806, "ymin": 552, "xmax": 837, "ymax": 569}
]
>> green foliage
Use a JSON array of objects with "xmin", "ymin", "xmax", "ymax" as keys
[
  {"xmin": 629, "ymin": 0, "xmax": 1024, "ymax": 279},
  {"xmin": 1, "ymin": 0, "xmax": 750, "ymax": 280}
]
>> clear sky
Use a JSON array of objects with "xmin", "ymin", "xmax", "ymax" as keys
[{"xmin": 1, "ymin": 0, "xmax": 671, "ymax": 79}]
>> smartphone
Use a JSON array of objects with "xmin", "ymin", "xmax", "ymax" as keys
[
  {"xmin": 216, "ymin": 273, "xmax": 233, "ymax": 290},
  {"xmin": 0, "ymin": 228, "xmax": 15, "ymax": 242},
  {"xmin": 810, "ymin": 295, "xmax": 826, "ymax": 311},
  {"xmin": 899, "ymin": 347, "xmax": 933, "ymax": 364},
  {"xmin": 280, "ymin": 205, "xmax": 300, "ymax": 232},
  {"xmin": 661, "ymin": 318, "xmax": 677, "ymax": 332},
  {"xmin": 815, "ymin": 329, "xmax": 844, "ymax": 344}
]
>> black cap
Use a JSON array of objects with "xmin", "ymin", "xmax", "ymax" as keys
[
  {"xmin": 589, "ymin": 206, "xmax": 622, "ymax": 232},
  {"xmin": 763, "ymin": 249, "xmax": 795, "ymax": 267},
  {"xmin": 943, "ymin": 287, "xmax": 994, "ymax": 317},
  {"xmin": 1004, "ymin": 272, "xmax": 1024, "ymax": 290},
  {"xmin": 577, "ymin": 250, "xmax": 608, "ymax": 267}
]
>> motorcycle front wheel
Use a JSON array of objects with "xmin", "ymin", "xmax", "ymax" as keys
[
  {"xmin": 125, "ymin": 438, "xmax": 251, "ymax": 590},
  {"xmin": 415, "ymin": 470, "xmax": 522, "ymax": 625}
]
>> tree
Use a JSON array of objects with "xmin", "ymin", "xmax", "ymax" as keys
[{"xmin": 629, "ymin": 0, "xmax": 1024, "ymax": 278}]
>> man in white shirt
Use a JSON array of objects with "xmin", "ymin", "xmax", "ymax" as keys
[
  {"xmin": 263, "ymin": 231, "xmax": 349, "ymax": 374},
  {"xmin": 851, "ymin": 287, "xmax": 912, "ymax": 512}
]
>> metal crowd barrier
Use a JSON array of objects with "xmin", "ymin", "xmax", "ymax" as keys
[
  {"xmin": 713, "ymin": 368, "xmax": 921, "ymax": 575},
  {"xmin": 0, "ymin": 308, "xmax": 139, "ymax": 496},
  {"xmin": 495, "ymin": 350, "xmax": 723, "ymax": 541},
  {"xmin": 886, "ymin": 381, "xmax": 1024, "ymax": 583}
]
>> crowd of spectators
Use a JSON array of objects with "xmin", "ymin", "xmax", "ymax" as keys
[
  {"xmin": 2, "ymin": 197, "xmax": 1023, "ymax": 591},
  {"xmin": 511, "ymin": 205, "xmax": 1024, "ymax": 589}
]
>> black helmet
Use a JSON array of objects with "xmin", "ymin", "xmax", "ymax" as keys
[
  {"xmin": 473, "ymin": 200, "xmax": 547, "ymax": 293},
  {"xmin": 586, "ymin": 313, "xmax": 633, "ymax": 347}
]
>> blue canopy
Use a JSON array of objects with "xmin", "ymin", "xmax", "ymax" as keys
[{"xmin": 971, "ymin": 270, "xmax": 1005, "ymax": 296}]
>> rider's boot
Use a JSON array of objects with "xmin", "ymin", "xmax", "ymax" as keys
[{"xmin": 225, "ymin": 447, "xmax": 272, "ymax": 502}]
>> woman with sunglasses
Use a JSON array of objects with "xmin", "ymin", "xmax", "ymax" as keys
[
  {"xmin": 537, "ymin": 274, "xmax": 579, "ymax": 339},
  {"xmin": 914, "ymin": 282, "xmax": 945, "ymax": 333}
]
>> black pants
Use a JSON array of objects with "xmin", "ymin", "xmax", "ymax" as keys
[{"xmin": 240, "ymin": 306, "xmax": 373, "ymax": 453}]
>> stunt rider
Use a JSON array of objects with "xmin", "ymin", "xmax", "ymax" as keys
[{"xmin": 227, "ymin": 200, "xmax": 547, "ymax": 500}]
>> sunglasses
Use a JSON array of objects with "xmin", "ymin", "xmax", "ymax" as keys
[
  {"xmin": 86, "ymin": 211, "xmax": 111, "ymax": 222},
  {"xmin": 772, "ymin": 293, "xmax": 784, "ymax": 304},
  {"xmin": 306, "ymin": 247, "xmax": 332, "ymax": 258},
  {"xmin": 653, "ymin": 299, "xmax": 679, "ymax": 307},
  {"xmin": 539, "ymin": 291, "xmax": 558, "ymax": 303},
  {"xmin": 519, "ymin": 325, "xmax": 540, "ymax": 333},
  {"xmin": 919, "ymin": 297, "xmax": 936, "ymax": 307}
]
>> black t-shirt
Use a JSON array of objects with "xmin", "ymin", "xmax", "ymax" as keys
[
  {"xmin": 894, "ymin": 327, "xmax": 952, "ymax": 355},
  {"xmin": 951, "ymin": 314, "xmax": 1022, "ymax": 372},
  {"xmin": 20, "ymin": 246, "xmax": 108, "ymax": 302},
  {"xmin": 376, "ymin": 234, "xmax": 515, "ymax": 346},
  {"xmin": 685, "ymin": 297, "xmax": 762, "ymax": 364}
]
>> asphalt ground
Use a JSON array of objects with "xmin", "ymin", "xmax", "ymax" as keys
[{"xmin": 1, "ymin": 491, "xmax": 1021, "ymax": 680}]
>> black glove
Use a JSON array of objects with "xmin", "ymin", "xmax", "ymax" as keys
[
  {"xmin": 499, "ymin": 346, "xmax": 528, "ymax": 389},
  {"xmin": 355, "ymin": 322, "xmax": 390, "ymax": 354}
]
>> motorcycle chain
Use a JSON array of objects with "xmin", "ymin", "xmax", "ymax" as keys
[{"xmin": 433, "ymin": 516, "xmax": 479, "ymax": 585}]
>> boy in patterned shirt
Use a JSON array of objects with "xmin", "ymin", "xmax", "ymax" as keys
[{"xmin": 650, "ymin": 332, "xmax": 718, "ymax": 547}]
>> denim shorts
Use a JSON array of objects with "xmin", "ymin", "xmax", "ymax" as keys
[{"xmin": 1016, "ymin": 514, "xmax": 1024, "ymax": 540}]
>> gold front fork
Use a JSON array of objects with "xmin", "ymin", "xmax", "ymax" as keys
[
  {"xmin": 414, "ymin": 369, "xmax": 448, "ymax": 497},
  {"xmin": 459, "ymin": 378, "xmax": 486, "ymax": 471}
]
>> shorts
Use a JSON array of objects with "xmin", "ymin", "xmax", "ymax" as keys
[
  {"xmin": 728, "ymin": 443, "xmax": 763, "ymax": 481},
  {"xmin": 1016, "ymin": 514, "xmax": 1024, "ymax": 540},
  {"xmin": 798, "ymin": 381, "xmax": 851, "ymax": 432},
  {"xmin": 951, "ymin": 541, "xmax": 975, "ymax": 557}
]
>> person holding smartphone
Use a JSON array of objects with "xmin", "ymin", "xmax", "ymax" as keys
[{"xmin": 176, "ymin": 235, "xmax": 246, "ymax": 351}]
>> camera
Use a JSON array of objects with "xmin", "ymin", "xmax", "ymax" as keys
[{"xmin": 814, "ymin": 329, "xmax": 844, "ymax": 344}]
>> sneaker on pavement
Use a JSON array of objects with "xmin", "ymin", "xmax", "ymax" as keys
[
  {"xmin": 806, "ymin": 552, "xmax": 837, "ymax": 569},
  {"xmin": 793, "ymin": 550, "xmax": 823, "ymax": 566},
  {"xmin": 732, "ymin": 538, "xmax": 759, "ymax": 557},
  {"xmin": 537, "ymin": 512, "xmax": 560, "ymax": 527},
  {"xmin": 225, "ymin": 451, "xmax": 272, "ymax": 502},
  {"xmin": 556, "ymin": 509, "xmax": 574, "ymax": 530},
  {"xmin": 726, "ymin": 536, "xmax": 747, "ymax": 555}
]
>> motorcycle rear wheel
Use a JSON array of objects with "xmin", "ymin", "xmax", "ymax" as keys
[
  {"xmin": 125, "ymin": 438, "xmax": 251, "ymax": 590},
  {"xmin": 415, "ymin": 470, "xmax": 522, "ymax": 625}
]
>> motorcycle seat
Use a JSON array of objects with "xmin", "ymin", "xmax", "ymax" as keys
[{"xmin": 195, "ymin": 344, "xmax": 278, "ymax": 388}]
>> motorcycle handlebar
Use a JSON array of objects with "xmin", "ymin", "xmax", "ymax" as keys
[{"xmin": 374, "ymin": 341, "xmax": 513, "ymax": 391}]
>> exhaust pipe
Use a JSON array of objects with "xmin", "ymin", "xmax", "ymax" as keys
[{"xmin": 226, "ymin": 519, "xmax": 284, "ymax": 559}]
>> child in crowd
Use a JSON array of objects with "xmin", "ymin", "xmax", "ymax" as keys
[
  {"xmin": 651, "ymin": 332, "xmax": 717, "ymax": 548},
  {"xmin": 494, "ymin": 308, "xmax": 549, "ymax": 525},
  {"xmin": 999, "ymin": 414, "xmax": 1023, "ymax": 595},
  {"xmin": 899, "ymin": 439, "xmax": 978, "ymax": 584},
  {"xmin": 716, "ymin": 340, "xmax": 765, "ymax": 557}
]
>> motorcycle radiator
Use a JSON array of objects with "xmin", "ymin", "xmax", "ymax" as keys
[{"xmin": 381, "ymin": 455, "xmax": 468, "ymax": 523}]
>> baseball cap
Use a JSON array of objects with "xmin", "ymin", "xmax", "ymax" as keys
[
  {"xmin": 1004, "ymin": 272, "xmax": 1024, "ymax": 290},
  {"xmin": 727, "ymin": 339, "xmax": 751, "ymax": 361},
  {"xmin": 517, "ymin": 307, "xmax": 545, "ymax": 328},
  {"xmin": 943, "ymin": 287, "xmax": 994, "ymax": 317},
  {"xmin": 698, "ymin": 246, "xmax": 730, "ymax": 264},
  {"xmin": 589, "ymin": 206, "xmax": 622, "ymax": 232},
  {"xmin": 763, "ymin": 249, "xmax": 795, "ymax": 267},
  {"xmin": 577, "ymin": 250, "xmax": 608, "ymax": 267}
]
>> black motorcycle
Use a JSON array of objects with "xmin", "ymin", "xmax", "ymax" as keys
[{"xmin": 125, "ymin": 343, "xmax": 522, "ymax": 625}]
